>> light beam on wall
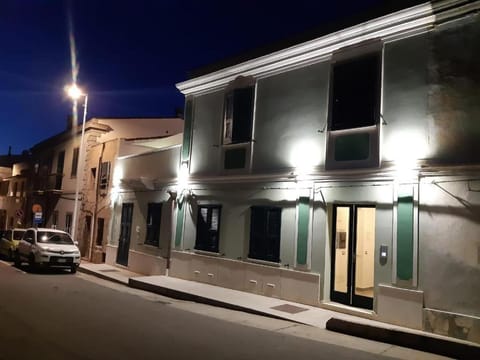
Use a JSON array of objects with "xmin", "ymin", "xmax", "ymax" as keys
[
  {"xmin": 176, "ymin": 161, "xmax": 189, "ymax": 194},
  {"xmin": 290, "ymin": 140, "xmax": 319, "ymax": 179},
  {"xmin": 111, "ymin": 164, "xmax": 124, "ymax": 206}
]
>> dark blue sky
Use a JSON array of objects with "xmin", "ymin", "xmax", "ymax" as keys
[{"xmin": 0, "ymin": 0, "xmax": 396, "ymax": 154}]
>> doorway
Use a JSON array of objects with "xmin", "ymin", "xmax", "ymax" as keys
[
  {"xmin": 330, "ymin": 204, "xmax": 375, "ymax": 309},
  {"xmin": 116, "ymin": 203, "xmax": 133, "ymax": 266}
]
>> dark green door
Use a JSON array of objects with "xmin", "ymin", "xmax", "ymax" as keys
[{"xmin": 116, "ymin": 203, "xmax": 133, "ymax": 266}]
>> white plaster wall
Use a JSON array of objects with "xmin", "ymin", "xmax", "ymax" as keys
[
  {"xmin": 382, "ymin": 33, "xmax": 432, "ymax": 163},
  {"xmin": 169, "ymin": 250, "xmax": 321, "ymax": 306},
  {"xmin": 118, "ymin": 146, "xmax": 180, "ymax": 182},
  {"xmin": 254, "ymin": 62, "xmax": 329, "ymax": 172},
  {"xmin": 181, "ymin": 184, "xmax": 300, "ymax": 267},
  {"xmin": 419, "ymin": 176, "xmax": 480, "ymax": 317}
]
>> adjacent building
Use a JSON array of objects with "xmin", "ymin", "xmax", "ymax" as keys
[
  {"xmin": 0, "ymin": 117, "xmax": 183, "ymax": 266},
  {"xmin": 77, "ymin": 118, "xmax": 183, "ymax": 263},
  {"xmin": 0, "ymin": 152, "xmax": 30, "ymax": 229},
  {"xmin": 106, "ymin": 132, "xmax": 182, "ymax": 274}
]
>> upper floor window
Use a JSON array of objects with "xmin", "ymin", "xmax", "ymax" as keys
[
  {"xmin": 223, "ymin": 86, "xmax": 255, "ymax": 145},
  {"xmin": 326, "ymin": 50, "xmax": 382, "ymax": 169},
  {"xmin": 71, "ymin": 147, "xmax": 79, "ymax": 177},
  {"xmin": 99, "ymin": 162, "xmax": 111, "ymax": 190},
  {"xmin": 55, "ymin": 150, "xmax": 65, "ymax": 190},
  {"xmin": 195, "ymin": 205, "xmax": 221, "ymax": 253},
  {"xmin": 330, "ymin": 53, "xmax": 381, "ymax": 131}
]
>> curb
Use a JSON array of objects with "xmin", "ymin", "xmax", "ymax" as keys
[
  {"xmin": 326, "ymin": 318, "xmax": 480, "ymax": 359},
  {"xmin": 77, "ymin": 266, "xmax": 128, "ymax": 286}
]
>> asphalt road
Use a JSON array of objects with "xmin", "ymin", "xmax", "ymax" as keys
[{"xmin": 0, "ymin": 261, "xmax": 445, "ymax": 360}]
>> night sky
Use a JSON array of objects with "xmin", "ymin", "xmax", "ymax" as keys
[{"xmin": 1, "ymin": 0, "xmax": 404, "ymax": 154}]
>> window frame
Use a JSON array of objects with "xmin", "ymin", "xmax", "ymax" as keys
[
  {"xmin": 325, "ymin": 45, "xmax": 383, "ymax": 170},
  {"xmin": 194, "ymin": 204, "xmax": 222, "ymax": 253},
  {"xmin": 71, "ymin": 147, "xmax": 80, "ymax": 178},
  {"xmin": 328, "ymin": 52, "xmax": 382, "ymax": 131},
  {"xmin": 99, "ymin": 161, "xmax": 111, "ymax": 191},
  {"xmin": 248, "ymin": 206, "xmax": 282, "ymax": 263},
  {"xmin": 65, "ymin": 213, "xmax": 73, "ymax": 235},
  {"xmin": 222, "ymin": 86, "xmax": 255, "ymax": 146},
  {"xmin": 145, "ymin": 202, "xmax": 162, "ymax": 247}
]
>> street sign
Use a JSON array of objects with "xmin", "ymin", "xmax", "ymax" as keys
[
  {"xmin": 15, "ymin": 209, "xmax": 24, "ymax": 219},
  {"xmin": 34, "ymin": 212, "xmax": 43, "ymax": 224},
  {"xmin": 32, "ymin": 204, "xmax": 42, "ymax": 213}
]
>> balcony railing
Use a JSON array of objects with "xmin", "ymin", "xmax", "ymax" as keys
[{"xmin": 32, "ymin": 173, "xmax": 64, "ymax": 193}]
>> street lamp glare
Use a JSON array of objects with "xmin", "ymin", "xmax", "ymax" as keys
[{"xmin": 67, "ymin": 84, "xmax": 84, "ymax": 100}]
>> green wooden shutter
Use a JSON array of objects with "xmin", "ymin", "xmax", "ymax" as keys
[
  {"xmin": 181, "ymin": 99, "xmax": 194, "ymax": 162},
  {"xmin": 174, "ymin": 202, "xmax": 185, "ymax": 249},
  {"xmin": 334, "ymin": 133, "xmax": 370, "ymax": 161},
  {"xmin": 224, "ymin": 148, "xmax": 246, "ymax": 169},
  {"xmin": 296, "ymin": 197, "xmax": 310, "ymax": 265},
  {"xmin": 397, "ymin": 195, "xmax": 414, "ymax": 280}
]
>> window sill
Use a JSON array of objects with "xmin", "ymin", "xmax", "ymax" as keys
[
  {"xmin": 140, "ymin": 243, "xmax": 160, "ymax": 249},
  {"xmin": 221, "ymin": 141, "xmax": 252, "ymax": 148},
  {"xmin": 245, "ymin": 257, "xmax": 281, "ymax": 267},
  {"xmin": 193, "ymin": 249, "xmax": 222, "ymax": 257}
]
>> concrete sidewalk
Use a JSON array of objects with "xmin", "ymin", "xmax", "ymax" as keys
[{"xmin": 79, "ymin": 261, "xmax": 480, "ymax": 359}]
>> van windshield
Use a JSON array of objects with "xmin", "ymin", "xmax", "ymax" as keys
[
  {"xmin": 37, "ymin": 232, "xmax": 74, "ymax": 245},
  {"xmin": 13, "ymin": 230, "xmax": 26, "ymax": 240}
]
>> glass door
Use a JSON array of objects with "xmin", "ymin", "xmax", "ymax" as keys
[{"xmin": 331, "ymin": 204, "xmax": 375, "ymax": 309}]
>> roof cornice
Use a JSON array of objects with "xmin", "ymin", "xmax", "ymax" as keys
[{"xmin": 176, "ymin": 0, "xmax": 479, "ymax": 96}]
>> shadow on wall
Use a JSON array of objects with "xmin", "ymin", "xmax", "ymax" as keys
[
  {"xmin": 421, "ymin": 183, "xmax": 480, "ymax": 224},
  {"xmin": 428, "ymin": 17, "xmax": 480, "ymax": 163}
]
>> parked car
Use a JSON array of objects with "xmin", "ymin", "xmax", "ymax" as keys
[
  {"xmin": 0, "ymin": 228, "xmax": 26, "ymax": 260},
  {"xmin": 15, "ymin": 228, "xmax": 81, "ymax": 273}
]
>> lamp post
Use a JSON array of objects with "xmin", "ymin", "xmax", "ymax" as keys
[{"xmin": 66, "ymin": 84, "xmax": 88, "ymax": 245}]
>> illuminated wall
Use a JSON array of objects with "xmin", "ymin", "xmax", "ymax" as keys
[{"xmin": 187, "ymin": 14, "xmax": 479, "ymax": 177}]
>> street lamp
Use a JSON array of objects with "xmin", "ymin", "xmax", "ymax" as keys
[{"xmin": 66, "ymin": 84, "xmax": 88, "ymax": 245}]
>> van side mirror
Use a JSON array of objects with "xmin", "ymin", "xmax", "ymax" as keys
[{"xmin": 74, "ymin": 241, "xmax": 79, "ymax": 246}]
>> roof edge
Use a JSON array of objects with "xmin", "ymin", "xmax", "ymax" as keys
[{"xmin": 176, "ymin": 0, "xmax": 478, "ymax": 96}]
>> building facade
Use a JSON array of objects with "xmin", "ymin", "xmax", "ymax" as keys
[
  {"xmin": 171, "ymin": 0, "xmax": 480, "ymax": 343},
  {"xmin": 106, "ymin": 133, "xmax": 182, "ymax": 274},
  {"xmin": 1, "ymin": 117, "xmax": 183, "ymax": 266},
  {"xmin": 78, "ymin": 118, "xmax": 183, "ymax": 263}
]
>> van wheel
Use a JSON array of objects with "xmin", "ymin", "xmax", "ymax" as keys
[
  {"xmin": 29, "ymin": 254, "xmax": 37, "ymax": 272},
  {"xmin": 8, "ymin": 249, "xmax": 13, "ymax": 261},
  {"xmin": 14, "ymin": 251, "xmax": 21, "ymax": 267},
  {"xmin": 70, "ymin": 265, "xmax": 77, "ymax": 274}
]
